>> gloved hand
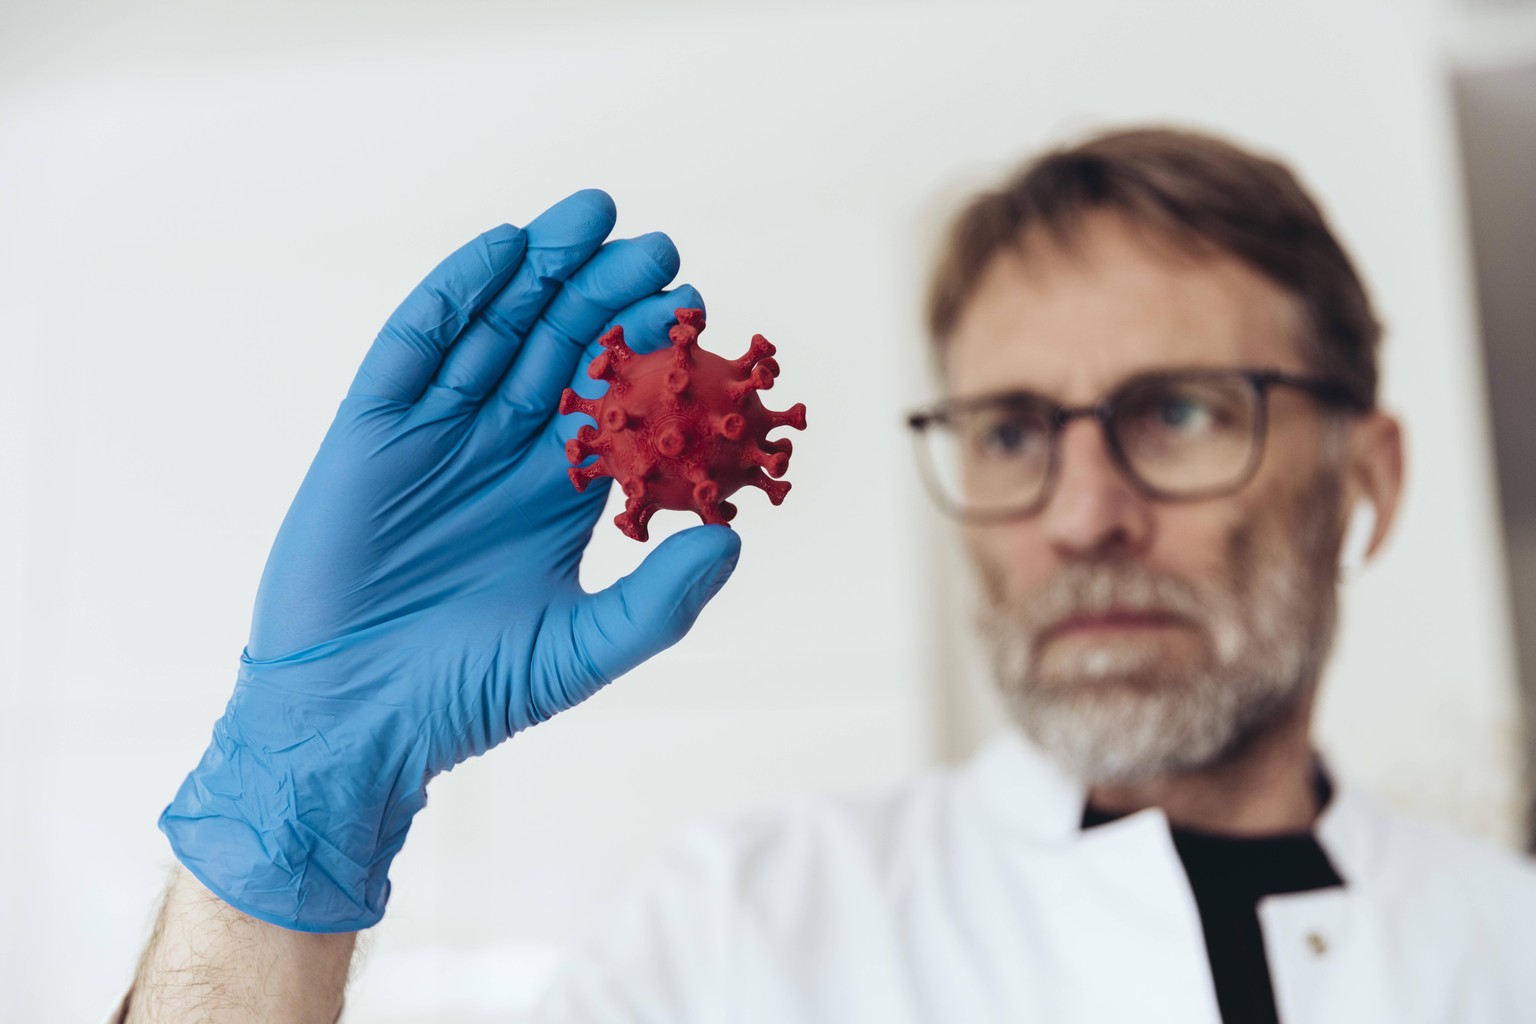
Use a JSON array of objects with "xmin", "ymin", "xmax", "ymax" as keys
[{"xmin": 159, "ymin": 190, "xmax": 742, "ymax": 933}]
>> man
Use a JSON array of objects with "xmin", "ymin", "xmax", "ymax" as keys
[{"xmin": 121, "ymin": 128, "xmax": 1536, "ymax": 1023}]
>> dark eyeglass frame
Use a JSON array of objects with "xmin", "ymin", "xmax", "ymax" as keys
[{"xmin": 905, "ymin": 366, "xmax": 1370, "ymax": 523}]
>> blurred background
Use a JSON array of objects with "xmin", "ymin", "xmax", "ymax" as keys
[{"xmin": 2, "ymin": 0, "xmax": 1533, "ymax": 1019}]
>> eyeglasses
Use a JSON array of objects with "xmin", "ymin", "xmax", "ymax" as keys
[{"xmin": 906, "ymin": 367, "xmax": 1366, "ymax": 522}]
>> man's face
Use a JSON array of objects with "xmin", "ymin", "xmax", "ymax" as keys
[{"xmin": 946, "ymin": 211, "xmax": 1348, "ymax": 785}]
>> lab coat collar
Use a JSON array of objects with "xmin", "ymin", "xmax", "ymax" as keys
[
  {"xmin": 962, "ymin": 729, "xmax": 1092, "ymax": 845},
  {"xmin": 964, "ymin": 728, "xmax": 1380, "ymax": 881},
  {"xmin": 1312, "ymin": 777, "xmax": 1381, "ymax": 887}
]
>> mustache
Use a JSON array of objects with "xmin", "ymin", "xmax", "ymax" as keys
[{"xmin": 993, "ymin": 561, "xmax": 1217, "ymax": 641}]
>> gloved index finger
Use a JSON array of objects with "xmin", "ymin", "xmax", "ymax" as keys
[
  {"xmin": 494, "ymin": 231, "xmax": 681, "ymax": 422},
  {"xmin": 347, "ymin": 222, "xmax": 528, "ymax": 404}
]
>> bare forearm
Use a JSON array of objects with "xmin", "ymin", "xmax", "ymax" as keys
[{"xmin": 125, "ymin": 866, "xmax": 356, "ymax": 1024}]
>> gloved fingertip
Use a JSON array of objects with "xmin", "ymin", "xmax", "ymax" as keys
[
  {"xmin": 632, "ymin": 231, "xmax": 682, "ymax": 278},
  {"xmin": 483, "ymin": 223, "xmax": 528, "ymax": 263},
  {"xmin": 518, "ymin": 190, "xmax": 619, "ymax": 254},
  {"xmin": 663, "ymin": 524, "xmax": 742, "ymax": 603},
  {"xmin": 704, "ymin": 529, "xmax": 742, "ymax": 600},
  {"xmin": 666, "ymin": 521, "xmax": 742, "ymax": 555},
  {"xmin": 671, "ymin": 283, "xmax": 705, "ymax": 316},
  {"xmin": 567, "ymin": 187, "xmax": 616, "ymax": 213},
  {"xmin": 553, "ymin": 188, "xmax": 618, "ymax": 231}
]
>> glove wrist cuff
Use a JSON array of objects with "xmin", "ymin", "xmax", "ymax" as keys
[{"xmin": 159, "ymin": 667, "xmax": 430, "ymax": 932}]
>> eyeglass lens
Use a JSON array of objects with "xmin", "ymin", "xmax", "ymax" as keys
[{"xmin": 917, "ymin": 374, "xmax": 1261, "ymax": 517}]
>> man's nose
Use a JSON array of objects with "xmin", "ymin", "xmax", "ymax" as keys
[{"xmin": 1039, "ymin": 417, "xmax": 1152, "ymax": 557}]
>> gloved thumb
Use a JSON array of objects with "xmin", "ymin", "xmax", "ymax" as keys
[{"xmin": 577, "ymin": 525, "xmax": 743, "ymax": 686}]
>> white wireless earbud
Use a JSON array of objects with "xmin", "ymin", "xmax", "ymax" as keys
[{"xmin": 1338, "ymin": 501, "xmax": 1375, "ymax": 582}]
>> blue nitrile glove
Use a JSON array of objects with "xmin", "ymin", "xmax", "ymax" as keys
[{"xmin": 159, "ymin": 190, "xmax": 742, "ymax": 933}]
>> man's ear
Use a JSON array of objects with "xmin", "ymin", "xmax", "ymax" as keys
[
  {"xmin": 1342, "ymin": 410, "xmax": 1405, "ymax": 565},
  {"xmin": 1339, "ymin": 501, "xmax": 1375, "ymax": 580}
]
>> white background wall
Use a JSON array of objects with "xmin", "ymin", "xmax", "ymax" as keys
[{"xmin": 1, "ymin": 1, "xmax": 1527, "ymax": 1020}]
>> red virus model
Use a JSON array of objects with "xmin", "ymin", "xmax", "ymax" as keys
[{"xmin": 558, "ymin": 308, "xmax": 807, "ymax": 541}]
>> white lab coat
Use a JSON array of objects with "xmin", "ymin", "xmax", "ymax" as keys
[{"xmin": 535, "ymin": 731, "xmax": 1536, "ymax": 1023}]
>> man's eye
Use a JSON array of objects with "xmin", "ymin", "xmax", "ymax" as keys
[
  {"xmin": 977, "ymin": 417, "xmax": 1042, "ymax": 456},
  {"xmin": 1131, "ymin": 387, "xmax": 1243, "ymax": 438},
  {"xmin": 1157, "ymin": 397, "xmax": 1210, "ymax": 430}
]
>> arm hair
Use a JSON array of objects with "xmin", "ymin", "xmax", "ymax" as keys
[{"xmin": 122, "ymin": 866, "xmax": 357, "ymax": 1024}]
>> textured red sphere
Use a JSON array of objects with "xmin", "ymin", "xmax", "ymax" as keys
[{"xmin": 558, "ymin": 309, "xmax": 807, "ymax": 541}]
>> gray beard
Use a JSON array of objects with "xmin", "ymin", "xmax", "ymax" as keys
[{"xmin": 978, "ymin": 481, "xmax": 1342, "ymax": 786}]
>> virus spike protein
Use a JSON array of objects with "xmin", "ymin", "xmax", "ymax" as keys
[{"xmin": 557, "ymin": 309, "xmax": 807, "ymax": 541}]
